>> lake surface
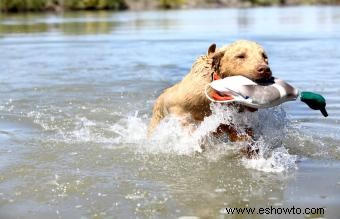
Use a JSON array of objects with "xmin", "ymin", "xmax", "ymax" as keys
[{"xmin": 1, "ymin": 6, "xmax": 340, "ymax": 218}]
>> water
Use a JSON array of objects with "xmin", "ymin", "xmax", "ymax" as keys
[{"xmin": 1, "ymin": 6, "xmax": 340, "ymax": 218}]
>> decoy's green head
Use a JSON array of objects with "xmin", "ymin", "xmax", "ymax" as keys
[{"xmin": 300, "ymin": 91, "xmax": 328, "ymax": 117}]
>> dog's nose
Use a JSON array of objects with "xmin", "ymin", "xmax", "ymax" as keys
[{"xmin": 257, "ymin": 65, "xmax": 272, "ymax": 78}]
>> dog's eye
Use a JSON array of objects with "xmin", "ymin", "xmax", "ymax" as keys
[
  {"xmin": 236, "ymin": 53, "xmax": 246, "ymax": 59},
  {"xmin": 262, "ymin": 53, "xmax": 268, "ymax": 59}
]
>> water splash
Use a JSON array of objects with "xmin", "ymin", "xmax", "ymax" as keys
[{"xmin": 110, "ymin": 103, "xmax": 297, "ymax": 172}]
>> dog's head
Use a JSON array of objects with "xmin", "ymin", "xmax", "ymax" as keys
[{"xmin": 208, "ymin": 40, "xmax": 272, "ymax": 81}]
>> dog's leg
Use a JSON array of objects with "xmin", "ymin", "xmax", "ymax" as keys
[
  {"xmin": 148, "ymin": 102, "xmax": 197, "ymax": 137},
  {"xmin": 148, "ymin": 97, "xmax": 166, "ymax": 136},
  {"xmin": 213, "ymin": 124, "xmax": 252, "ymax": 141},
  {"xmin": 214, "ymin": 124, "xmax": 259, "ymax": 158},
  {"xmin": 148, "ymin": 115, "xmax": 162, "ymax": 137}
]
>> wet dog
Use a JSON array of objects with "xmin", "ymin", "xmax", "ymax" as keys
[{"xmin": 149, "ymin": 40, "xmax": 272, "ymax": 157}]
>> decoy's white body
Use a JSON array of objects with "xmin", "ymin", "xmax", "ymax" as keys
[{"xmin": 205, "ymin": 76, "xmax": 299, "ymax": 109}]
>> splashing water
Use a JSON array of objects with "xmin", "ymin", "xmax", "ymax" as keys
[{"xmin": 111, "ymin": 103, "xmax": 297, "ymax": 173}]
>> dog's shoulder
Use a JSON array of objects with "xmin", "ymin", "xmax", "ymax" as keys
[{"xmin": 190, "ymin": 55, "xmax": 213, "ymax": 75}]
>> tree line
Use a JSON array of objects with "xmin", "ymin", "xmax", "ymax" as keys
[{"xmin": 0, "ymin": 0, "xmax": 339, "ymax": 13}]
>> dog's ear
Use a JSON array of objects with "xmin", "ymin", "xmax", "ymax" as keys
[
  {"xmin": 207, "ymin": 43, "xmax": 216, "ymax": 57},
  {"xmin": 211, "ymin": 51, "xmax": 224, "ymax": 71}
]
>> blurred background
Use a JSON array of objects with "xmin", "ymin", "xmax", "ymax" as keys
[{"xmin": 1, "ymin": 0, "xmax": 340, "ymax": 12}]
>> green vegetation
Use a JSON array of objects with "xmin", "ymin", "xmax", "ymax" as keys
[
  {"xmin": 249, "ymin": 0, "xmax": 280, "ymax": 6},
  {"xmin": 0, "ymin": 0, "xmax": 46, "ymax": 12},
  {"xmin": 159, "ymin": 0, "xmax": 186, "ymax": 9},
  {"xmin": 0, "ymin": 0, "xmax": 127, "ymax": 12},
  {"xmin": 63, "ymin": 0, "xmax": 127, "ymax": 10},
  {"xmin": 1, "ymin": 0, "xmax": 340, "ymax": 13}
]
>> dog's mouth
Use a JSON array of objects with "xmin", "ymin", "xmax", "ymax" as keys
[{"xmin": 254, "ymin": 76, "xmax": 274, "ymax": 84}]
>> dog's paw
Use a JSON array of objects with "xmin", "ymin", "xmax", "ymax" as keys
[{"xmin": 240, "ymin": 142, "xmax": 259, "ymax": 159}]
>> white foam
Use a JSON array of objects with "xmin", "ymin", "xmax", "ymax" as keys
[
  {"xmin": 26, "ymin": 102, "xmax": 297, "ymax": 172},
  {"xmin": 110, "ymin": 112, "xmax": 148, "ymax": 144},
  {"xmin": 242, "ymin": 146, "xmax": 297, "ymax": 173},
  {"xmin": 109, "ymin": 103, "xmax": 297, "ymax": 172}
]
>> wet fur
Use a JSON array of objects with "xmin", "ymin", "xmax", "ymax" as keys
[
  {"xmin": 148, "ymin": 40, "xmax": 271, "ymax": 156},
  {"xmin": 148, "ymin": 55, "xmax": 213, "ymax": 133}
]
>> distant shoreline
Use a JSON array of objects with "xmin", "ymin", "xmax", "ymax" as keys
[{"xmin": 0, "ymin": 0, "xmax": 339, "ymax": 13}]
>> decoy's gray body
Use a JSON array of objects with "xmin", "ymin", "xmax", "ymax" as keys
[
  {"xmin": 207, "ymin": 76, "xmax": 299, "ymax": 109},
  {"xmin": 206, "ymin": 75, "xmax": 328, "ymax": 117}
]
